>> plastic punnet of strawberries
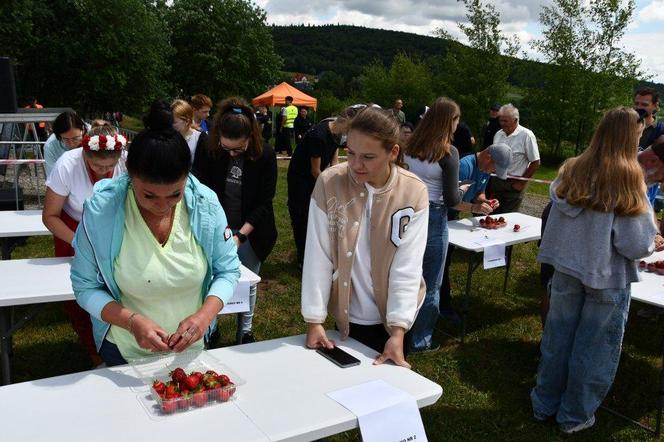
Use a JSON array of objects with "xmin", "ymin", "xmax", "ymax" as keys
[
  {"xmin": 151, "ymin": 367, "xmax": 236, "ymax": 414},
  {"xmin": 478, "ymin": 215, "xmax": 507, "ymax": 229}
]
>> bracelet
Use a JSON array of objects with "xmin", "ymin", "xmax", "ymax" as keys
[{"xmin": 127, "ymin": 312, "xmax": 139, "ymax": 335}]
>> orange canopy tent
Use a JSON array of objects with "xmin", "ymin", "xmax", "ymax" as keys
[{"xmin": 252, "ymin": 82, "xmax": 318, "ymax": 110}]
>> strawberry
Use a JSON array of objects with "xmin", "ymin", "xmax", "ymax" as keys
[
  {"xmin": 220, "ymin": 383, "xmax": 236, "ymax": 401},
  {"xmin": 178, "ymin": 391, "xmax": 192, "ymax": 410},
  {"xmin": 218, "ymin": 374, "xmax": 231, "ymax": 387},
  {"xmin": 205, "ymin": 379, "xmax": 222, "ymax": 400},
  {"xmin": 170, "ymin": 367, "xmax": 186, "ymax": 383},
  {"xmin": 161, "ymin": 400, "xmax": 177, "ymax": 414},
  {"xmin": 498, "ymin": 217, "xmax": 505, "ymax": 223},
  {"xmin": 205, "ymin": 369, "xmax": 219, "ymax": 377},
  {"xmin": 164, "ymin": 383, "xmax": 180, "ymax": 399},
  {"xmin": 513, "ymin": 224, "xmax": 520, "ymax": 232},
  {"xmin": 152, "ymin": 380, "xmax": 166, "ymax": 396},
  {"xmin": 639, "ymin": 260, "xmax": 646, "ymax": 268},
  {"xmin": 192, "ymin": 387, "xmax": 208, "ymax": 407},
  {"xmin": 184, "ymin": 374, "xmax": 200, "ymax": 390}
]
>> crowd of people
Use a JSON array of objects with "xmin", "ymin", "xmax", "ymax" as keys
[{"xmin": 35, "ymin": 85, "xmax": 664, "ymax": 435}]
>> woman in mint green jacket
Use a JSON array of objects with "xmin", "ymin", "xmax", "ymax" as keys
[{"xmin": 71, "ymin": 101, "xmax": 240, "ymax": 365}]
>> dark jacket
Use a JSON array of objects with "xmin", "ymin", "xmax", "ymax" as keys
[{"xmin": 192, "ymin": 140, "xmax": 278, "ymax": 261}]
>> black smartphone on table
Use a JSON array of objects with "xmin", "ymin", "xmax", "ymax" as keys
[{"xmin": 316, "ymin": 346, "xmax": 361, "ymax": 368}]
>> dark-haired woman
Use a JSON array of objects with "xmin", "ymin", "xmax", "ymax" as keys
[
  {"xmin": 71, "ymin": 100, "xmax": 240, "ymax": 365},
  {"xmin": 44, "ymin": 110, "xmax": 87, "ymax": 176},
  {"xmin": 192, "ymin": 97, "xmax": 277, "ymax": 344},
  {"xmin": 44, "ymin": 121, "xmax": 126, "ymax": 367}
]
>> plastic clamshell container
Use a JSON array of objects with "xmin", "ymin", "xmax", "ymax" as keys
[{"xmin": 130, "ymin": 350, "xmax": 244, "ymax": 416}]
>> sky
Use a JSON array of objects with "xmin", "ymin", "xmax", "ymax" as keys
[{"xmin": 254, "ymin": 0, "xmax": 664, "ymax": 84}]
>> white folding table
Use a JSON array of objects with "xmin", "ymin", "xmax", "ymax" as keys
[
  {"xmin": 614, "ymin": 250, "xmax": 664, "ymax": 436},
  {"xmin": 448, "ymin": 212, "xmax": 542, "ymax": 341},
  {"xmin": 0, "ymin": 209, "xmax": 49, "ymax": 259},
  {"xmin": 0, "ymin": 257, "xmax": 260, "ymax": 385},
  {"xmin": 0, "ymin": 332, "xmax": 443, "ymax": 441}
]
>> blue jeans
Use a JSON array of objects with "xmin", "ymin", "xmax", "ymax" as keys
[
  {"xmin": 235, "ymin": 237, "xmax": 261, "ymax": 342},
  {"xmin": 531, "ymin": 270, "xmax": 630, "ymax": 426},
  {"xmin": 409, "ymin": 202, "xmax": 448, "ymax": 350}
]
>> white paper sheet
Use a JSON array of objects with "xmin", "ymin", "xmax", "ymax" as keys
[
  {"xmin": 327, "ymin": 380, "xmax": 427, "ymax": 442},
  {"xmin": 483, "ymin": 240, "xmax": 506, "ymax": 269},
  {"xmin": 219, "ymin": 281, "xmax": 250, "ymax": 314}
]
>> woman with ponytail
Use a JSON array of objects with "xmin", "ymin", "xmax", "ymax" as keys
[{"xmin": 71, "ymin": 100, "xmax": 240, "ymax": 366}]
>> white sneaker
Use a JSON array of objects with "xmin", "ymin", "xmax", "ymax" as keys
[{"xmin": 559, "ymin": 416, "xmax": 596, "ymax": 434}]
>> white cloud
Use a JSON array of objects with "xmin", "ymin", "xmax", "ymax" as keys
[
  {"xmin": 623, "ymin": 32, "xmax": 664, "ymax": 83},
  {"xmin": 638, "ymin": 0, "xmax": 664, "ymax": 22}
]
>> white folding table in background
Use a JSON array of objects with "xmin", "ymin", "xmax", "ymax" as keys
[
  {"xmin": 0, "ymin": 332, "xmax": 443, "ymax": 442},
  {"xmin": 447, "ymin": 212, "xmax": 542, "ymax": 341},
  {"xmin": 609, "ymin": 250, "xmax": 664, "ymax": 437},
  {"xmin": 0, "ymin": 209, "xmax": 49, "ymax": 259},
  {"xmin": 0, "ymin": 257, "xmax": 260, "ymax": 385}
]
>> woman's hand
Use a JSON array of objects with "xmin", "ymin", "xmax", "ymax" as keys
[
  {"xmin": 305, "ymin": 323, "xmax": 335, "ymax": 349},
  {"xmin": 168, "ymin": 310, "xmax": 214, "ymax": 352},
  {"xmin": 130, "ymin": 314, "xmax": 170, "ymax": 352},
  {"xmin": 374, "ymin": 327, "xmax": 411, "ymax": 369},
  {"xmin": 472, "ymin": 202, "xmax": 493, "ymax": 215}
]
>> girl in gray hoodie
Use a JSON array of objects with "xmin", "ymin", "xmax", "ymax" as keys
[{"xmin": 531, "ymin": 107, "xmax": 656, "ymax": 434}]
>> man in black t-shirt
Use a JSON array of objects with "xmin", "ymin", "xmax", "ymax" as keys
[
  {"xmin": 482, "ymin": 103, "xmax": 502, "ymax": 150},
  {"xmin": 287, "ymin": 118, "xmax": 343, "ymax": 267},
  {"xmin": 294, "ymin": 107, "xmax": 313, "ymax": 143},
  {"xmin": 453, "ymin": 121, "xmax": 475, "ymax": 158}
]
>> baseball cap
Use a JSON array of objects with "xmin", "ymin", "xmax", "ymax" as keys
[
  {"xmin": 487, "ymin": 143, "xmax": 512, "ymax": 179},
  {"xmin": 490, "ymin": 103, "xmax": 501, "ymax": 111}
]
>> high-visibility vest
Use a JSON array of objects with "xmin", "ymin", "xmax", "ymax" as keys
[{"xmin": 283, "ymin": 105, "xmax": 298, "ymax": 128}]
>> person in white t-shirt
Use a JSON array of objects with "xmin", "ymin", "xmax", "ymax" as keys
[
  {"xmin": 491, "ymin": 103, "xmax": 540, "ymax": 213},
  {"xmin": 172, "ymin": 99, "xmax": 208, "ymax": 163},
  {"xmin": 42, "ymin": 121, "xmax": 127, "ymax": 367}
]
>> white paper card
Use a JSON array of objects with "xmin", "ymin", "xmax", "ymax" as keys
[
  {"xmin": 327, "ymin": 380, "xmax": 427, "ymax": 442},
  {"xmin": 219, "ymin": 281, "xmax": 250, "ymax": 314},
  {"xmin": 483, "ymin": 240, "xmax": 506, "ymax": 269}
]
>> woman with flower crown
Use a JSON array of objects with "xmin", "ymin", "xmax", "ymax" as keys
[{"xmin": 43, "ymin": 120, "xmax": 127, "ymax": 367}]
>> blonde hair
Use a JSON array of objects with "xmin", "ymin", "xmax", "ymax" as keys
[
  {"xmin": 405, "ymin": 97, "xmax": 460, "ymax": 162},
  {"xmin": 171, "ymin": 99, "xmax": 196, "ymax": 130},
  {"xmin": 556, "ymin": 106, "xmax": 648, "ymax": 216}
]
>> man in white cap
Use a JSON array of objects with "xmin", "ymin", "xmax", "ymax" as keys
[{"xmin": 439, "ymin": 143, "xmax": 512, "ymax": 322}]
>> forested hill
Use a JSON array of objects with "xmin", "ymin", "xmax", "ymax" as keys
[
  {"xmin": 271, "ymin": 24, "xmax": 451, "ymax": 78},
  {"xmin": 271, "ymin": 24, "xmax": 664, "ymax": 93}
]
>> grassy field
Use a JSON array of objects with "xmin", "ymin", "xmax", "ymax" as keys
[{"xmin": 8, "ymin": 162, "xmax": 662, "ymax": 441}]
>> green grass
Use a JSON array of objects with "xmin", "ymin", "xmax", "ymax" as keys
[
  {"xmin": 527, "ymin": 161, "xmax": 561, "ymax": 197},
  {"xmin": 8, "ymin": 162, "xmax": 662, "ymax": 441}
]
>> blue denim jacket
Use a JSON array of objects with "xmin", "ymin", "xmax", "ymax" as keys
[{"xmin": 71, "ymin": 173, "xmax": 241, "ymax": 350}]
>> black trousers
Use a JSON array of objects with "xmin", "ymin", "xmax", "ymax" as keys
[
  {"xmin": 346, "ymin": 323, "xmax": 410, "ymax": 356},
  {"xmin": 288, "ymin": 201, "xmax": 308, "ymax": 266}
]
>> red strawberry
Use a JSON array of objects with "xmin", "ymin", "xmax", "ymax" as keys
[
  {"xmin": 177, "ymin": 390, "xmax": 193, "ymax": 410},
  {"xmin": 513, "ymin": 224, "xmax": 520, "ymax": 232},
  {"xmin": 498, "ymin": 217, "xmax": 505, "ymax": 223},
  {"xmin": 205, "ymin": 379, "xmax": 221, "ymax": 400},
  {"xmin": 648, "ymin": 263, "xmax": 656, "ymax": 272},
  {"xmin": 164, "ymin": 384, "xmax": 179, "ymax": 400},
  {"xmin": 479, "ymin": 218, "xmax": 486, "ymax": 226},
  {"xmin": 184, "ymin": 374, "xmax": 200, "ymax": 390},
  {"xmin": 218, "ymin": 374, "xmax": 231, "ymax": 387},
  {"xmin": 639, "ymin": 260, "xmax": 646, "ymax": 268},
  {"xmin": 161, "ymin": 400, "xmax": 177, "ymax": 414},
  {"xmin": 219, "ymin": 387, "xmax": 232, "ymax": 401},
  {"xmin": 205, "ymin": 370, "xmax": 219, "ymax": 377},
  {"xmin": 152, "ymin": 380, "xmax": 166, "ymax": 396},
  {"xmin": 170, "ymin": 367, "xmax": 186, "ymax": 383},
  {"xmin": 193, "ymin": 387, "xmax": 208, "ymax": 407}
]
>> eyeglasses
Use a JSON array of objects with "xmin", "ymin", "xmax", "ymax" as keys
[{"xmin": 220, "ymin": 140, "xmax": 249, "ymax": 153}]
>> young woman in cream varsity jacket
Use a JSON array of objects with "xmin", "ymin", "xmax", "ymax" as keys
[{"xmin": 301, "ymin": 106, "xmax": 429, "ymax": 368}]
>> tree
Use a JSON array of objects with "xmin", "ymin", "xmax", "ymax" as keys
[
  {"xmin": 359, "ymin": 53, "xmax": 434, "ymax": 120},
  {"xmin": 527, "ymin": 0, "xmax": 644, "ymax": 155},
  {"xmin": 2, "ymin": 0, "xmax": 172, "ymax": 114},
  {"xmin": 166, "ymin": 0, "xmax": 282, "ymax": 100},
  {"xmin": 434, "ymin": 0, "xmax": 518, "ymax": 142}
]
